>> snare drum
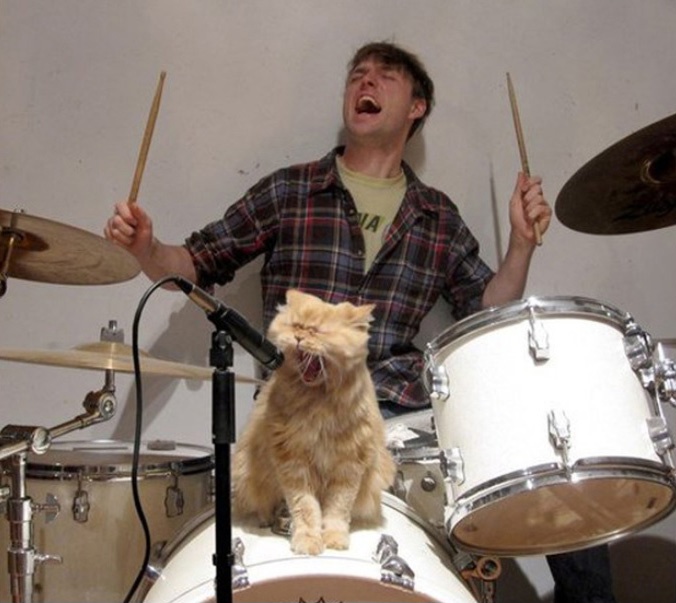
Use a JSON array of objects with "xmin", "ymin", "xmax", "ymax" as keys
[
  {"xmin": 135, "ymin": 492, "xmax": 477, "ymax": 603},
  {"xmin": 0, "ymin": 440, "xmax": 213, "ymax": 603},
  {"xmin": 424, "ymin": 296, "xmax": 676, "ymax": 556}
]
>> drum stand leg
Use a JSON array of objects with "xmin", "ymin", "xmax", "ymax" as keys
[{"xmin": 3, "ymin": 450, "xmax": 61, "ymax": 603}]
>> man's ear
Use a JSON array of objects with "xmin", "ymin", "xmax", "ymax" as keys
[{"xmin": 409, "ymin": 98, "xmax": 427, "ymax": 120}]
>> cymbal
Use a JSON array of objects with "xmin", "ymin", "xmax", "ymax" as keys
[
  {"xmin": 0, "ymin": 209, "xmax": 140, "ymax": 284},
  {"xmin": 0, "ymin": 342, "xmax": 263, "ymax": 384},
  {"xmin": 555, "ymin": 112, "xmax": 676, "ymax": 234}
]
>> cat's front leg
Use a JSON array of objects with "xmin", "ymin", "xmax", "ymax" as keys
[
  {"xmin": 287, "ymin": 491, "xmax": 324, "ymax": 555},
  {"xmin": 321, "ymin": 480, "xmax": 361, "ymax": 550}
]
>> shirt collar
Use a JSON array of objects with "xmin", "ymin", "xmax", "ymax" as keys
[{"xmin": 310, "ymin": 146, "xmax": 443, "ymax": 215}]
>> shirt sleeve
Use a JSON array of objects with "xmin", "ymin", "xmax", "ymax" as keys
[
  {"xmin": 183, "ymin": 173, "xmax": 282, "ymax": 290},
  {"xmin": 443, "ymin": 219, "xmax": 495, "ymax": 320}
]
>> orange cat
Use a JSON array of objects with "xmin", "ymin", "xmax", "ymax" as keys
[{"xmin": 232, "ymin": 289, "xmax": 396, "ymax": 555}]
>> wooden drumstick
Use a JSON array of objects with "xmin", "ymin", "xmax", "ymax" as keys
[
  {"xmin": 128, "ymin": 70, "xmax": 166, "ymax": 205},
  {"xmin": 506, "ymin": 72, "xmax": 543, "ymax": 246}
]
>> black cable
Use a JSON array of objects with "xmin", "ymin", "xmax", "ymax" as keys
[{"xmin": 123, "ymin": 275, "xmax": 180, "ymax": 603}]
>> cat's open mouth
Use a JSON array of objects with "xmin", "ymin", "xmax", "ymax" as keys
[{"xmin": 297, "ymin": 350, "xmax": 323, "ymax": 384}]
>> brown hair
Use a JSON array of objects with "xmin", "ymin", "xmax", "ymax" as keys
[{"xmin": 348, "ymin": 41, "xmax": 435, "ymax": 138}]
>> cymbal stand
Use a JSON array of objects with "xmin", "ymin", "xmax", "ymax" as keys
[
  {"xmin": 0, "ymin": 209, "xmax": 25, "ymax": 298},
  {"xmin": 0, "ymin": 383, "xmax": 117, "ymax": 603}
]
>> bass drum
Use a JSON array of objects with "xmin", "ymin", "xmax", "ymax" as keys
[
  {"xmin": 0, "ymin": 440, "xmax": 214, "ymax": 603},
  {"xmin": 424, "ymin": 296, "xmax": 676, "ymax": 556},
  {"xmin": 135, "ymin": 492, "xmax": 478, "ymax": 603}
]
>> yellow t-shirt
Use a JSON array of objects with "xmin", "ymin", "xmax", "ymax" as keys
[{"xmin": 337, "ymin": 157, "xmax": 406, "ymax": 269}]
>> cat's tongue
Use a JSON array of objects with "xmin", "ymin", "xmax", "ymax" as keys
[{"xmin": 298, "ymin": 351, "xmax": 322, "ymax": 383}]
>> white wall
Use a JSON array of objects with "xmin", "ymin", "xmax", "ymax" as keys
[{"xmin": 1, "ymin": 1, "xmax": 675, "ymax": 601}]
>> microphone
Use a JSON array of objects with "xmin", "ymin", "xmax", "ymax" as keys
[{"xmin": 174, "ymin": 276, "xmax": 284, "ymax": 370}]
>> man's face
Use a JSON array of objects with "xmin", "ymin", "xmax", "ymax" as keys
[{"xmin": 343, "ymin": 57, "xmax": 426, "ymax": 146}]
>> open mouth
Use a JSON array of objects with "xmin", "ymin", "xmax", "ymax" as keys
[
  {"xmin": 296, "ymin": 350, "xmax": 323, "ymax": 384},
  {"xmin": 355, "ymin": 95, "xmax": 381, "ymax": 115}
]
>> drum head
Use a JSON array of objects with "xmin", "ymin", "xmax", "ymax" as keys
[{"xmin": 449, "ymin": 458, "xmax": 676, "ymax": 556}]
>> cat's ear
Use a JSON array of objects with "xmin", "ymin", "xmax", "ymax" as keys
[
  {"xmin": 350, "ymin": 303, "xmax": 376, "ymax": 329},
  {"xmin": 286, "ymin": 288, "xmax": 316, "ymax": 305}
]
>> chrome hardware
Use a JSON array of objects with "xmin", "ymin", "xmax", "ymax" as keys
[
  {"xmin": 71, "ymin": 471, "xmax": 90, "ymax": 522},
  {"xmin": 231, "ymin": 536, "xmax": 249, "ymax": 590},
  {"xmin": 37, "ymin": 493, "xmax": 60, "ymax": 523},
  {"xmin": 440, "ymin": 447, "xmax": 465, "ymax": 485},
  {"xmin": 528, "ymin": 305, "xmax": 550, "ymax": 361},
  {"xmin": 100, "ymin": 319, "xmax": 124, "ymax": 343},
  {"xmin": 623, "ymin": 323, "xmax": 654, "ymax": 371},
  {"xmin": 647, "ymin": 417, "xmax": 674, "ymax": 456},
  {"xmin": 373, "ymin": 534, "xmax": 415, "ymax": 591},
  {"xmin": 548, "ymin": 409, "xmax": 572, "ymax": 467},
  {"xmin": 423, "ymin": 348, "xmax": 450, "ymax": 401},
  {"xmin": 165, "ymin": 473, "xmax": 184, "ymax": 518},
  {"xmin": 420, "ymin": 472, "xmax": 438, "ymax": 493},
  {"xmin": 655, "ymin": 342, "xmax": 676, "ymax": 408},
  {"xmin": 271, "ymin": 502, "xmax": 292, "ymax": 536}
]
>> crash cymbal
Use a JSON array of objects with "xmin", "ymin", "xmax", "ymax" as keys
[
  {"xmin": 0, "ymin": 209, "xmax": 140, "ymax": 284},
  {"xmin": 555, "ymin": 112, "xmax": 676, "ymax": 234},
  {"xmin": 0, "ymin": 341, "xmax": 263, "ymax": 384}
]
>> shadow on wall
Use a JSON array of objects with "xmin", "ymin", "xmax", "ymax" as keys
[
  {"xmin": 611, "ymin": 534, "xmax": 676, "ymax": 603},
  {"xmin": 494, "ymin": 533, "xmax": 676, "ymax": 603},
  {"xmin": 111, "ymin": 263, "xmax": 264, "ymax": 440}
]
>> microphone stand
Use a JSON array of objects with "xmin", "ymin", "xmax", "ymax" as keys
[{"xmin": 209, "ymin": 329, "xmax": 236, "ymax": 603}]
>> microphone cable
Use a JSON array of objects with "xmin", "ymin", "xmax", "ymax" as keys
[{"xmin": 123, "ymin": 275, "xmax": 180, "ymax": 603}]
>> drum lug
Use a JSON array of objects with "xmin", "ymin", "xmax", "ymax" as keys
[
  {"xmin": 654, "ymin": 342, "xmax": 676, "ymax": 408},
  {"xmin": 165, "ymin": 483, "xmax": 185, "ymax": 518},
  {"xmin": 528, "ymin": 306, "xmax": 550, "ymax": 361},
  {"xmin": 423, "ymin": 348, "xmax": 450, "ymax": 402},
  {"xmin": 373, "ymin": 534, "xmax": 415, "ymax": 592},
  {"xmin": 548, "ymin": 409, "xmax": 572, "ymax": 468},
  {"xmin": 623, "ymin": 323, "xmax": 654, "ymax": 371},
  {"xmin": 37, "ymin": 492, "xmax": 60, "ymax": 523},
  {"xmin": 646, "ymin": 417, "xmax": 675, "ymax": 457},
  {"xmin": 440, "ymin": 447, "xmax": 465, "ymax": 485},
  {"xmin": 231, "ymin": 536, "xmax": 250, "ymax": 591},
  {"xmin": 72, "ymin": 488, "xmax": 90, "ymax": 523}
]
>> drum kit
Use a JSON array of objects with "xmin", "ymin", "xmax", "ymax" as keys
[{"xmin": 1, "ymin": 110, "xmax": 676, "ymax": 603}]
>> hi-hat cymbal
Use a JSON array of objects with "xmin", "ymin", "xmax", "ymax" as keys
[
  {"xmin": 0, "ymin": 341, "xmax": 263, "ymax": 384},
  {"xmin": 0, "ymin": 209, "xmax": 140, "ymax": 284},
  {"xmin": 555, "ymin": 112, "xmax": 676, "ymax": 234}
]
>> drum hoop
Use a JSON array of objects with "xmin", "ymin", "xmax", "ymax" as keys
[
  {"xmin": 449, "ymin": 459, "xmax": 676, "ymax": 556},
  {"xmin": 453, "ymin": 456, "xmax": 674, "ymax": 505},
  {"xmin": 143, "ymin": 492, "xmax": 460, "ymax": 599},
  {"xmin": 23, "ymin": 439, "xmax": 214, "ymax": 480},
  {"xmin": 449, "ymin": 456, "xmax": 676, "ymax": 535},
  {"xmin": 427, "ymin": 295, "xmax": 633, "ymax": 353}
]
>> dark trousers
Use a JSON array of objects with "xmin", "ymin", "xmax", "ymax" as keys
[{"xmin": 546, "ymin": 545, "xmax": 616, "ymax": 603}]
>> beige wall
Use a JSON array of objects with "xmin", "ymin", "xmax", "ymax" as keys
[{"xmin": 1, "ymin": 1, "xmax": 675, "ymax": 601}]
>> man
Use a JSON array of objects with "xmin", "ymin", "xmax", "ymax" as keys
[{"xmin": 105, "ymin": 41, "xmax": 614, "ymax": 603}]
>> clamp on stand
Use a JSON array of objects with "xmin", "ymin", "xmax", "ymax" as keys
[{"xmin": 454, "ymin": 548, "xmax": 502, "ymax": 603}]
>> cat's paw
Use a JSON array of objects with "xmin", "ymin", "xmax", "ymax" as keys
[
  {"xmin": 291, "ymin": 531, "xmax": 324, "ymax": 556},
  {"xmin": 322, "ymin": 528, "xmax": 350, "ymax": 550}
]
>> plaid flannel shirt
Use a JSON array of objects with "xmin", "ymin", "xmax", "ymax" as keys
[{"xmin": 185, "ymin": 147, "xmax": 494, "ymax": 409}]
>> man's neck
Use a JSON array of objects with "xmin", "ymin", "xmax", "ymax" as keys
[{"xmin": 341, "ymin": 141, "xmax": 405, "ymax": 179}]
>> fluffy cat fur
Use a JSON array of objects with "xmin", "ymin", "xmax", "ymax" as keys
[{"xmin": 232, "ymin": 289, "xmax": 396, "ymax": 555}]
